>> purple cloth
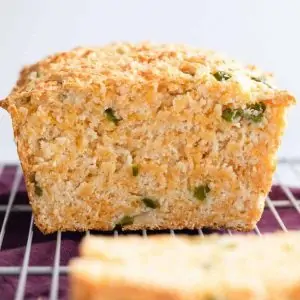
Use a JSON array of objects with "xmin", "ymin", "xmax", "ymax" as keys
[
  {"xmin": 0, "ymin": 165, "xmax": 300, "ymax": 299},
  {"xmin": 0, "ymin": 241, "xmax": 77, "ymax": 300}
]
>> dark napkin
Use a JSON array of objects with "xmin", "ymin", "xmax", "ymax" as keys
[
  {"xmin": 0, "ymin": 166, "xmax": 300, "ymax": 299},
  {"xmin": 0, "ymin": 241, "xmax": 78, "ymax": 300}
]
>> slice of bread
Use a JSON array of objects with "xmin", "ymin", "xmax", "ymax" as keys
[
  {"xmin": 70, "ymin": 233, "xmax": 300, "ymax": 300},
  {"xmin": 0, "ymin": 43, "xmax": 295, "ymax": 233}
]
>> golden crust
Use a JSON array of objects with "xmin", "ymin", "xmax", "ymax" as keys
[
  {"xmin": 7, "ymin": 43, "xmax": 296, "ymax": 106},
  {"xmin": 0, "ymin": 99, "xmax": 8, "ymax": 109},
  {"xmin": 69, "ymin": 233, "xmax": 300, "ymax": 300},
  {"xmin": 1, "ymin": 42, "xmax": 295, "ymax": 234}
]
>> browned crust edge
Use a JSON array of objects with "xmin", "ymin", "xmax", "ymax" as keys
[{"xmin": 0, "ymin": 99, "xmax": 8, "ymax": 110}]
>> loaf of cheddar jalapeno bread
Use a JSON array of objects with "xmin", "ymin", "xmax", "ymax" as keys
[
  {"xmin": 70, "ymin": 233, "xmax": 300, "ymax": 300},
  {"xmin": 0, "ymin": 43, "xmax": 295, "ymax": 233}
]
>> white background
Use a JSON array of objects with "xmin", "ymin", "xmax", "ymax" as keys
[{"xmin": 0, "ymin": 0, "xmax": 299, "ymax": 163}]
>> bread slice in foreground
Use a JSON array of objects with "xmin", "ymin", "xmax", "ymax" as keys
[
  {"xmin": 0, "ymin": 43, "xmax": 295, "ymax": 233},
  {"xmin": 70, "ymin": 233, "xmax": 300, "ymax": 300}
]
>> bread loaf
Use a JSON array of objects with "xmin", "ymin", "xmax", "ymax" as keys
[
  {"xmin": 70, "ymin": 233, "xmax": 300, "ymax": 300},
  {"xmin": 0, "ymin": 43, "xmax": 295, "ymax": 233}
]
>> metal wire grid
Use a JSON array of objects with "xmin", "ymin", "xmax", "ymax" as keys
[{"xmin": 0, "ymin": 160, "xmax": 299, "ymax": 300}]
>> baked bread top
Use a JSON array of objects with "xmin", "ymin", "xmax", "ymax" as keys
[{"xmin": 1, "ymin": 42, "xmax": 295, "ymax": 109}]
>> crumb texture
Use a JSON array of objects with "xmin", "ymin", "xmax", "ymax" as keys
[
  {"xmin": 70, "ymin": 233, "xmax": 300, "ymax": 300},
  {"xmin": 0, "ymin": 42, "xmax": 295, "ymax": 233}
]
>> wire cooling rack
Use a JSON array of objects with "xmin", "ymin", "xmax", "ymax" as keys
[{"xmin": 0, "ymin": 161, "xmax": 300, "ymax": 300}]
